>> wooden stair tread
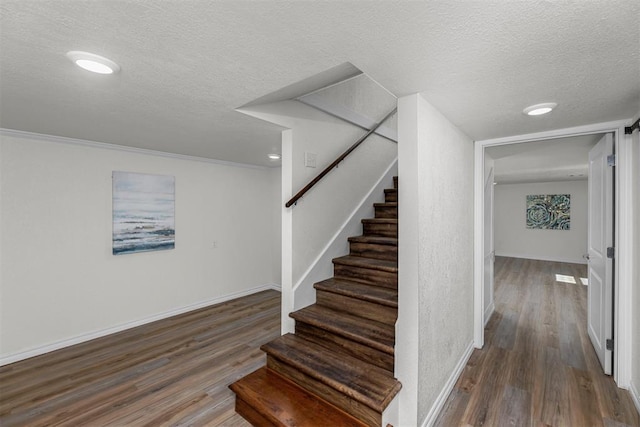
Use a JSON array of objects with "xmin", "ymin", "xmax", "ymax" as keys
[
  {"xmin": 333, "ymin": 255, "xmax": 397, "ymax": 272},
  {"xmin": 230, "ymin": 367, "xmax": 368, "ymax": 427},
  {"xmin": 361, "ymin": 218, "xmax": 397, "ymax": 224},
  {"xmin": 314, "ymin": 278, "xmax": 398, "ymax": 308},
  {"xmin": 373, "ymin": 202, "xmax": 397, "ymax": 208},
  {"xmin": 261, "ymin": 334, "xmax": 402, "ymax": 412},
  {"xmin": 231, "ymin": 178, "xmax": 402, "ymax": 426},
  {"xmin": 290, "ymin": 305, "xmax": 395, "ymax": 354},
  {"xmin": 348, "ymin": 235, "xmax": 397, "ymax": 246}
]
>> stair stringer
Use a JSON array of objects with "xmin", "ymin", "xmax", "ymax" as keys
[
  {"xmin": 382, "ymin": 391, "xmax": 400, "ymax": 427},
  {"xmin": 290, "ymin": 159, "xmax": 398, "ymax": 320}
]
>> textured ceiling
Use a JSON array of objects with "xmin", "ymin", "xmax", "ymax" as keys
[{"xmin": 1, "ymin": 1, "xmax": 638, "ymax": 166}]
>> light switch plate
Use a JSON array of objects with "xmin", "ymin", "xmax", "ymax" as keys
[{"xmin": 305, "ymin": 152, "xmax": 317, "ymax": 168}]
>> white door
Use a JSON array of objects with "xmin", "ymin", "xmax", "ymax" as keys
[
  {"xmin": 587, "ymin": 133, "xmax": 614, "ymax": 375},
  {"xmin": 483, "ymin": 165, "xmax": 495, "ymax": 325}
]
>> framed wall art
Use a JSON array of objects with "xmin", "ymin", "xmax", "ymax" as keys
[
  {"xmin": 112, "ymin": 171, "xmax": 175, "ymax": 255},
  {"xmin": 526, "ymin": 194, "xmax": 570, "ymax": 230}
]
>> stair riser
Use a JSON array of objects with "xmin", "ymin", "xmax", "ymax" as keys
[
  {"xmin": 374, "ymin": 205, "xmax": 397, "ymax": 219},
  {"xmin": 231, "ymin": 175, "xmax": 402, "ymax": 427},
  {"xmin": 384, "ymin": 191, "xmax": 397, "ymax": 203},
  {"xmin": 333, "ymin": 264, "xmax": 397, "ymax": 289},
  {"xmin": 266, "ymin": 356, "xmax": 381, "ymax": 427},
  {"xmin": 295, "ymin": 323, "xmax": 394, "ymax": 372},
  {"xmin": 235, "ymin": 397, "xmax": 276, "ymax": 427},
  {"xmin": 349, "ymin": 242, "xmax": 397, "ymax": 261},
  {"xmin": 316, "ymin": 291, "xmax": 397, "ymax": 325},
  {"xmin": 362, "ymin": 222, "xmax": 397, "ymax": 238}
]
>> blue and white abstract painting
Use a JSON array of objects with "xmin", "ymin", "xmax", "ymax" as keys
[
  {"xmin": 112, "ymin": 171, "xmax": 175, "ymax": 255},
  {"xmin": 526, "ymin": 194, "xmax": 570, "ymax": 230}
]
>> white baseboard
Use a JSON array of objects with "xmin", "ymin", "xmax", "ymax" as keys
[
  {"xmin": 631, "ymin": 381, "xmax": 640, "ymax": 416},
  {"xmin": 421, "ymin": 340, "xmax": 475, "ymax": 427},
  {"xmin": 495, "ymin": 252, "xmax": 587, "ymax": 265},
  {"xmin": 267, "ymin": 283, "xmax": 282, "ymax": 292},
  {"xmin": 0, "ymin": 284, "xmax": 281, "ymax": 367},
  {"xmin": 484, "ymin": 302, "xmax": 495, "ymax": 327}
]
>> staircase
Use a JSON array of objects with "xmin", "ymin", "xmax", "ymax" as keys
[{"xmin": 230, "ymin": 177, "xmax": 400, "ymax": 427}]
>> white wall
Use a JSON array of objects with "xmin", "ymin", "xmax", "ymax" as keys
[
  {"xmin": 631, "ymin": 124, "xmax": 640, "ymax": 411},
  {"xmin": 0, "ymin": 131, "xmax": 280, "ymax": 363},
  {"xmin": 397, "ymin": 94, "xmax": 474, "ymax": 426},
  {"xmin": 251, "ymin": 100, "xmax": 397, "ymax": 330},
  {"xmin": 270, "ymin": 167, "xmax": 283, "ymax": 284},
  {"xmin": 494, "ymin": 180, "xmax": 588, "ymax": 264}
]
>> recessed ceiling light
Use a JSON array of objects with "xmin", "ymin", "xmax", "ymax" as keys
[
  {"xmin": 523, "ymin": 103, "xmax": 557, "ymax": 116},
  {"xmin": 268, "ymin": 153, "xmax": 281, "ymax": 160},
  {"xmin": 66, "ymin": 51, "xmax": 120, "ymax": 74}
]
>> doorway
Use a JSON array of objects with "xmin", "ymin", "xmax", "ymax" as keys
[
  {"xmin": 473, "ymin": 120, "xmax": 633, "ymax": 388},
  {"xmin": 484, "ymin": 133, "xmax": 612, "ymax": 374}
]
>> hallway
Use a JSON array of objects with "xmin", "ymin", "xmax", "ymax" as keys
[{"xmin": 435, "ymin": 257, "xmax": 639, "ymax": 426}]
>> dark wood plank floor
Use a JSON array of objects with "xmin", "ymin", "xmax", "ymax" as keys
[
  {"xmin": 435, "ymin": 257, "xmax": 639, "ymax": 427},
  {"xmin": 0, "ymin": 289, "xmax": 281, "ymax": 426}
]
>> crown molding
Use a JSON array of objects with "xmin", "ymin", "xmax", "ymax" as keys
[{"xmin": 0, "ymin": 128, "xmax": 269, "ymax": 170}]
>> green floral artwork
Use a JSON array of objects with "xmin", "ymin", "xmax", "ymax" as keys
[{"xmin": 526, "ymin": 194, "xmax": 570, "ymax": 230}]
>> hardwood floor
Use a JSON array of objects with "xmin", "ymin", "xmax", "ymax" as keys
[
  {"xmin": 5, "ymin": 260, "xmax": 638, "ymax": 427},
  {"xmin": 435, "ymin": 257, "xmax": 639, "ymax": 427},
  {"xmin": 0, "ymin": 289, "xmax": 281, "ymax": 427}
]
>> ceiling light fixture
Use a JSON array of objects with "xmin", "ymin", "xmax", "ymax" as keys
[
  {"xmin": 523, "ymin": 103, "xmax": 557, "ymax": 116},
  {"xmin": 268, "ymin": 153, "xmax": 281, "ymax": 160},
  {"xmin": 66, "ymin": 51, "xmax": 120, "ymax": 74}
]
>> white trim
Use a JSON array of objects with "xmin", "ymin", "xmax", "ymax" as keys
[
  {"xmin": 476, "ymin": 120, "xmax": 630, "ymax": 146},
  {"xmin": 494, "ymin": 252, "xmax": 588, "ymax": 265},
  {"xmin": 292, "ymin": 159, "xmax": 398, "ymax": 295},
  {"xmin": 298, "ymin": 94, "xmax": 398, "ymax": 142},
  {"xmin": 474, "ymin": 140, "xmax": 485, "ymax": 348},
  {"xmin": 630, "ymin": 381, "xmax": 640, "ymax": 415},
  {"xmin": 0, "ymin": 284, "xmax": 280, "ymax": 366},
  {"xmin": 0, "ymin": 128, "xmax": 269, "ymax": 170},
  {"xmin": 381, "ymin": 391, "xmax": 400, "ymax": 427},
  {"xmin": 474, "ymin": 119, "xmax": 634, "ymax": 389},
  {"xmin": 421, "ymin": 340, "xmax": 475, "ymax": 427},
  {"xmin": 484, "ymin": 302, "xmax": 495, "ymax": 327},
  {"xmin": 267, "ymin": 283, "xmax": 282, "ymax": 292},
  {"xmin": 614, "ymin": 125, "xmax": 633, "ymax": 388},
  {"xmin": 281, "ymin": 130, "xmax": 295, "ymax": 334}
]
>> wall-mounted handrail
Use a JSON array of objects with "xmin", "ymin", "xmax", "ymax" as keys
[{"xmin": 285, "ymin": 107, "xmax": 397, "ymax": 208}]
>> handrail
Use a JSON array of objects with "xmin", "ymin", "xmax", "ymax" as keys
[
  {"xmin": 285, "ymin": 107, "xmax": 397, "ymax": 208},
  {"xmin": 625, "ymin": 117, "xmax": 639, "ymax": 134}
]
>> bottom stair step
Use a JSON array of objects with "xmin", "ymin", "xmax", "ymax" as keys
[
  {"xmin": 230, "ymin": 367, "xmax": 367, "ymax": 427},
  {"xmin": 262, "ymin": 334, "xmax": 401, "ymax": 426}
]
